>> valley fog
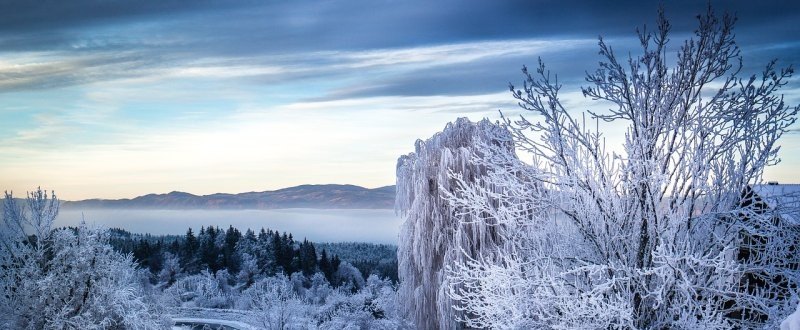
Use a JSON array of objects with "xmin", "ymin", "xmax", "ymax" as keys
[{"xmin": 56, "ymin": 208, "xmax": 401, "ymax": 244}]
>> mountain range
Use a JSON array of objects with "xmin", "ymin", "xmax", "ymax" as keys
[{"xmin": 62, "ymin": 184, "xmax": 395, "ymax": 210}]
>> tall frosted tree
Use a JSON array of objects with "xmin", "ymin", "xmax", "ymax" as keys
[
  {"xmin": 432, "ymin": 8, "xmax": 799, "ymax": 330},
  {"xmin": 395, "ymin": 118, "xmax": 515, "ymax": 329}
]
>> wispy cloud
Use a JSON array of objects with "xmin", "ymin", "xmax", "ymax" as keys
[{"xmin": 0, "ymin": 0, "xmax": 798, "ymax": 199}]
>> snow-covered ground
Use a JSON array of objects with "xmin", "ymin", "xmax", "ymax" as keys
[
  {"xmin": 172, "ymin": 317, "xmax": 255, "ymax": 330},
  {"xmin": 171, "ymin": 308, "xmax": 256, "ymax": 330}
]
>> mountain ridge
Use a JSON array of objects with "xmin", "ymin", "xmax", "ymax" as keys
[{"xmin": 62, "ymin": 184, "xmax": 396, "ymax": 210}]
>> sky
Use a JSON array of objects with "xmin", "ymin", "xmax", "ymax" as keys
[{"xmin": 0, "ymin": 0, "xmax": 799, "ymax": 200}]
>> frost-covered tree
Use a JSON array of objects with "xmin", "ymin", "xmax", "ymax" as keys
[
  {"xmin": 306, "ymin": 272, "xmax": 334, "ymax": 305},
  {"xmin": 163, "ymin": 269, "xmax": 232, "ymax": 308},
  {"xmin": 395, "ymin": 118, "xmax": 515, "ymax": 329},
  {"xmin": 362, "ymin": 274, "xmax": 404, "ymax": 324},
  {"xmin": 157, "ymin": 252, "xmax": 182, "ymax": 287},
  {"xmin": 0, "ymin": 188, "xmax": 167, "ymax": 329},
  {"xmin": 433, "ymin": 7, "xmax": 800, "ymax": 329},
  {"xmin": 236, "ymin": 252, "xmax": 262, "ymax": 288},
  {"xmin": 333, "ymin": 261, "xmax": 366, "ymax": 290},
  {"xmin": 310, "ymin": 273, "xmax": 408, "ymax": 330},
  {"xmin": 243, "ymin": 274, "xmax": 305, "ymax": 330}
]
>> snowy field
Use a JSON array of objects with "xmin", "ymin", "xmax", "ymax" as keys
[{"xmin": 56, "ymin": 208, "xmax": 402, "ymax": 243}]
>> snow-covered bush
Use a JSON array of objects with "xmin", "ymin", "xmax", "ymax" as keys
[
  {"xmin": 334, "ymin": 261, "xmax": 366, "ymax": 290},
  {"xmin": 164, "ymin": 269, "xmax": 234, "ymax": 309},
  {"xmin": 313, "ymin": 289, "xmax": 375, "ymax": 330},
  {"xmin": 362, "ymin": 274, "xmax": 405, "ymax": 326},
  {"xmin": 242, "ymin": 274, "xmax": 307, "ymax": 329},
  {"xmin": 313, "ymin": 281, "xmax": 403, "ymax": 330},
  {"xmin": 157, "ymin": 252, "xmax": 183, "ymax": 287},
  {"xmin": 306, "ymin": 273, "xmax": 334, "ymax": 305},
  {"xmin": 236, "ymin": 252, "xmax": 262, "ymax": 288},
  {"xmin": 0, "ymin": 188, "xmax": 168, "ymax": 329}
]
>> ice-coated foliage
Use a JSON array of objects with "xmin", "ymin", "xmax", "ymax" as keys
[
  {"xmin": 334, "ymin": 261, "xmax": 366, "ymax": 290},
  {"xmin": 157, "ymin": 252, "xmax": 182, "ymax": 286},
  {"xmin": 0, "ymin": 188, "xmax": 168, "ymax": 329},
  {"xmin": 395, "ymin": 117, "xmax": 516, "ymax": 329},
  {"xmin": 311, "ymin": 273, "xmax": 407, "ymax": 330},
  {"xmin": 242, "ymin": 274, "xmax": 306, "ymax": 329},
  {"xmin": 431, "ymin": 7, "xmax": 800, "ymax": 330},
  {"xmin": 236, "ymin": 252, "xmax": 262, "ymax": 288},
  {"xmin": 163, "ymin": 269, "xmax": 236, "ymax": 309},
  {"xmin": 226, "ymin": 272, "xmax": 406, "ymax": 329}
]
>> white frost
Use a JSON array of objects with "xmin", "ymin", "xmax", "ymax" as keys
[
  {"xmin": 782, "ymin": 304, "xmax": 800, "ymax": 330},
  {"xmin": 396, "ymin": 117, "xmax": 514, "ymax": 329}
]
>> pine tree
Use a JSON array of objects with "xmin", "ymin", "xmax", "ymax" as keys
[
  {"xmin": 183, "ymin": 227, "xmax": 199, "ymax": 273},
  {"xmin": 223, "ymin": 226, "xmax": 241, "ymax": 273},
  {"xmin": 299, "ymin": 239, "xmax": 318, "ymax": 276},
  {"xmin": 272, "ymin": 232, "xmax": 285, "ymax": 273},
  {"xmin": 331, "ymin": 255, "xmax": 341, "ymax": 273},
  {"xmin": 319, "ymin": 249, "xmax": 333, "ymax": 282},
  {"xmin": 199, "ymin": 226, "xmax": 220, "ymax": 272}
]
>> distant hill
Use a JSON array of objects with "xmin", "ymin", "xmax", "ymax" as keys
[{"xmin": 62, "ymin": 184, "xmax": 396, "ymax": 210}]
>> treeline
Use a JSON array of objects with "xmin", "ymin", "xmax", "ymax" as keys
[
  {"xmin": 316, "ymin": 242, "xmax": 398, "ymax": 283},
  {"xmin": 108, "ymin": 226, "xmax": 397, "ymax": 286}
]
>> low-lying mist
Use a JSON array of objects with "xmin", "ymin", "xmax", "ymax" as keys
[{"xmin": 56, "ymin": 208, "xmax": 401, "ymax": 244}]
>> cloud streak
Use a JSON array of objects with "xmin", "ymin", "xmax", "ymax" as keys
[{"xmin": 0, "ymin": 0, "xmax": 798, "ymax": 199}]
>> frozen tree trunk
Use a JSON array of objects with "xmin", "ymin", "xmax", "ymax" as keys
[{"xmin": 395, "ymin": 117, "xmax": 514, "ymax": 329}]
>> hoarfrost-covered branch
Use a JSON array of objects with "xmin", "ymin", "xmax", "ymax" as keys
[{"xmin": 396, "ymin": 6, "xmax": 800, "ymax": 330}]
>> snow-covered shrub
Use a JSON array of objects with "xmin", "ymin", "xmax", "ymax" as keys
[
  {"xmin": 236, "ymin": 252, "xmax": 262, "ymax": 288},
  {"xmin": 290, "ymin": 271, "xmax": 308, "ymax": 295},
  {"xmin": 241, "ymin": 274, "xmax": 307, "ymax": 329},
  {"xmin": 306, "ymin": 272, "xmax": 334, "ymax": 305},
  {"xmin": 157, "ymin": 252, "xmax": 183, "ymax": 287},
  {"xmin": 0, "ymin": 188, "xmax": 168, "ymax": 329},
  {"xmin": 363, "ymin": 275, "xmax": 400, "ymax": 321},
  {"xmin": 163, "ymin": 269, "xmax": 233, "ymax": 308},
  {"xmin": 334, "ymin": 261, "xmax": 365, "ymax": 290},
  {"xmin": 313, "ymin": 278, "xmax": 407, "ymax": 330}
]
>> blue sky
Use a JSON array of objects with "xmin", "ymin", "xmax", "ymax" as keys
[{"xmin": 1, "ymin": 0, "xmax": 798, "ymax": 200}]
